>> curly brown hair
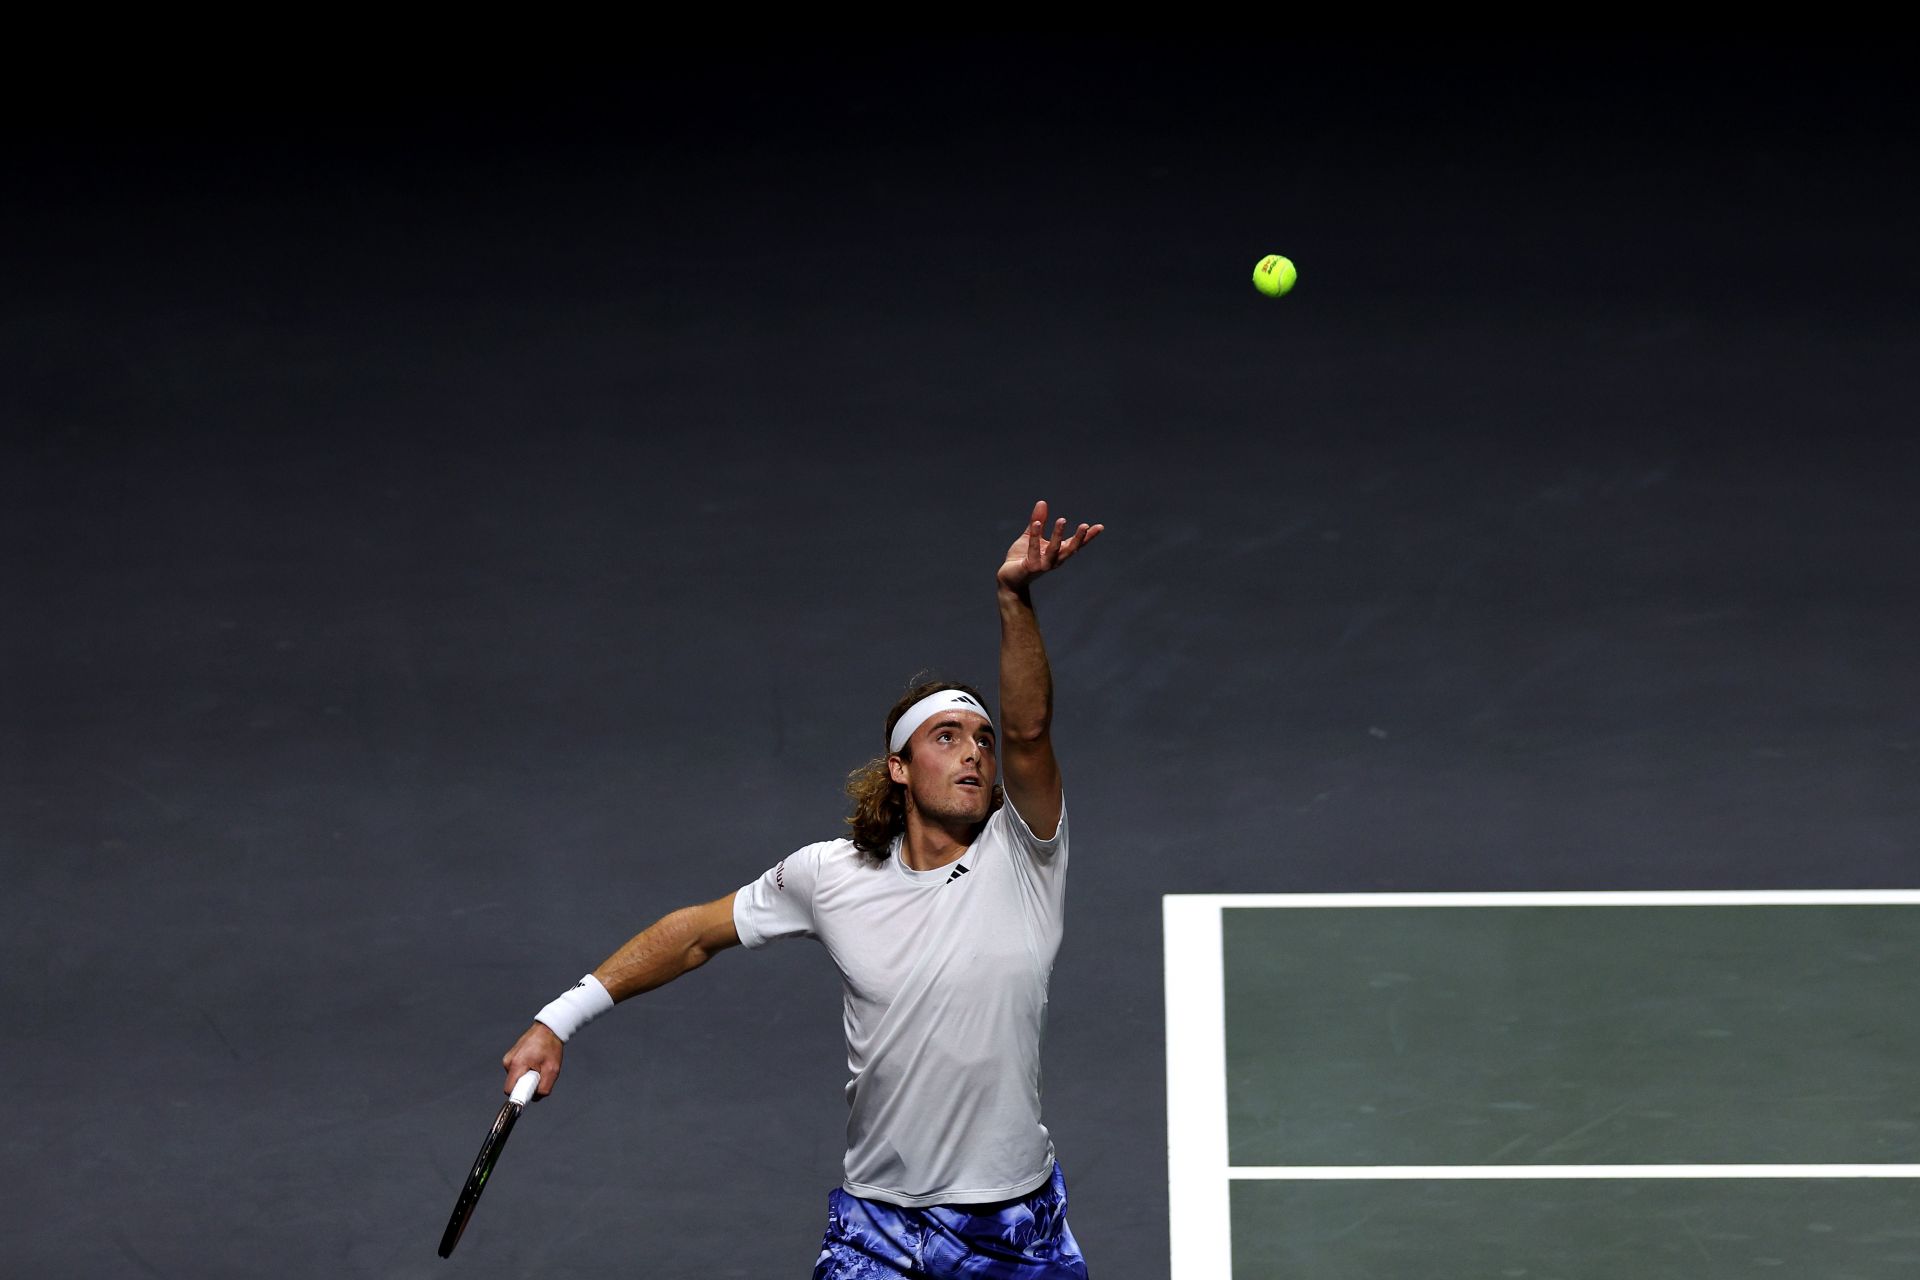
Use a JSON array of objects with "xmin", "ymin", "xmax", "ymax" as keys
[{"xmin": 844, "ymin": 678, "xmax": 1002, "ymax": 865}]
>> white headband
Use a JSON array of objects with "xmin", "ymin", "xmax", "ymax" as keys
[{"xmin": 889, "ymin": 689, "xmax": 994, "ymax": 754}]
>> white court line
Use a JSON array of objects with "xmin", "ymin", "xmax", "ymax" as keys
[
  {"xmin": 1163, "ymin": 891, "xmax": 1920, "ymax": 1280},
  {"xmin": 1164, "ymin": 896, "xmax": 1232, "ymax": 1280},
  {"xmin": 1174, "ymin": 890, "xmax": 1920, "ymax": 908},
  {"xmin": 1231, "ymin": 1164, "xmax": 1920, "ymax": 1180}
]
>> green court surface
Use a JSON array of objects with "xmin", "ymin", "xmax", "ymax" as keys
[
  {"xmin": 1231, "ymin": 1179, "xmax": 1920, "ymax": 1278},
  {"xmin": 1165, "ymin": 893, "xmax": 1920, "ymax": 1279}
]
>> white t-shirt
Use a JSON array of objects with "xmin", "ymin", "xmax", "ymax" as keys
[{"xmin": 732, "ymin": 798, "xmax": 1068, "ymax": 1207}]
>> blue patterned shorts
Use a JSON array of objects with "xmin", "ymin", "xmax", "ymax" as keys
[{"xmin": 812, "ymin": 1163, "xmax": 1089, "ymax": 1279}]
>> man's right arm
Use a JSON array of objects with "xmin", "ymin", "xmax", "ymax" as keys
[{"xmin": 500, "ymin": 891, "xmax": 741, "ymax": 1097}]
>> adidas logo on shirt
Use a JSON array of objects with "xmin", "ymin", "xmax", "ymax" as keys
[{"xmin": 945, "ymin": 864, "xmax": 970, "ymax": 884}]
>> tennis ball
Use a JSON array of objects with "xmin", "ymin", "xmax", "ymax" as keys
[{"xmin": 1253, "ymin": 254, "xmax": 1297, "ymax": 297}]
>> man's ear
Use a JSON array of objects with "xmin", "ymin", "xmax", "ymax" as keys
[{"xmin": 886, "ymin": 754, "xmax": 909, "ymax": 786}]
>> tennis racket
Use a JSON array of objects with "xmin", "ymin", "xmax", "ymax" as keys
[{"xmin": 438, "ymin": 1069, "xmax": 540, "ymax": 1258}]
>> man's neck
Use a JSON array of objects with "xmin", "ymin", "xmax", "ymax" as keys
[{"xmin": 899, "ymin": 811, "xmax": 982, "ymax": 871}]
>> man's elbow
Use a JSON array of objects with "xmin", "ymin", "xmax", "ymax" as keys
[
  {"xmin": 1001, "ymin": 720, "xmax": 1051, "ymax": 745},
  {"xmin": 682, "ymin": 893, "xmax": 742, "ymax": 971}
]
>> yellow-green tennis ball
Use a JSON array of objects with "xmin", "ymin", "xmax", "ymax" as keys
[{"xmin": 1253, "ymin": 254, "xmax": 1297, "ymax": 297}]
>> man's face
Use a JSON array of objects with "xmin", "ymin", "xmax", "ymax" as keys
[{"xmin": 889, "ymin": 711, "xmax": 997, "ymax": 826}]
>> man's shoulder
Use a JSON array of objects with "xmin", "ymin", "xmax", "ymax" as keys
[
  {"xmin": 782, "ymin": 836, "xmax": 870, "ymax": 878},
  {"xmin": 773, "ymin": 837, "xmax": 898, "ymax": 911},
  {"xmin": 745, "ymin": 837, "xmax": 862, "ymax": 907},
  {"xmin": 981, "ymin": 794, "xmax": 1066, "ymax": 854},
  {"xmin": 797, "ymin": 835, "xmax": 861, "ymax": 860}
]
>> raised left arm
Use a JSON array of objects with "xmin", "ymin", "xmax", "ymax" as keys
[{"xmin": 996, "ymin": 500, "xmax": 1103, "ymax": 840}]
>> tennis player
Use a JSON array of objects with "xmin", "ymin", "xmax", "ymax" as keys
[{"xmin": 501, "ymin": 499, "xmax": 1103, "ymax": 1279}]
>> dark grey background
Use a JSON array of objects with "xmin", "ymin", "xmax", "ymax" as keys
[{"xmin": 4, "ymin": 38, "xmax": 1916, "ymax": 1278}]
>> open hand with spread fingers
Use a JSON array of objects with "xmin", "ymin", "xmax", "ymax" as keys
[{"xmin": 997, "ymin": 500, "xmax": 1104, "ymax": 592}]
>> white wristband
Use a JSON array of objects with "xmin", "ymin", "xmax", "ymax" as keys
[{"xmin": 534, "ymin": 973, "xmax": 614, "ymax": 1043}]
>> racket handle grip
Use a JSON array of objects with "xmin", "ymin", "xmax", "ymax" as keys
[{"xmin": 510, "ymin": 1069, "xmax": 541, "ymax": 1106}]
